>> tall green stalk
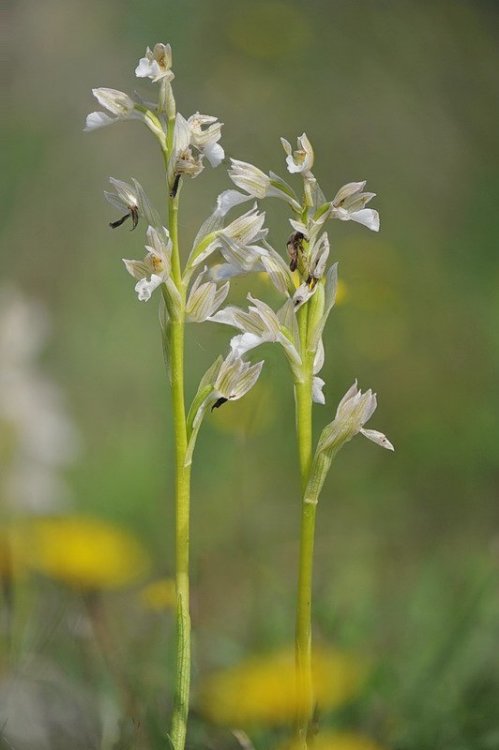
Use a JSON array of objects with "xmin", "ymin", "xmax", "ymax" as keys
[
  {"xmin": 165, "ymin": 143, "xmax": 191, "ymax": 747},
  {"xmin": 294, "ymin": 304, "xmax": 316, "ymax": 749}
]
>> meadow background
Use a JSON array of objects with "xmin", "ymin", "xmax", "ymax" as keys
[{"xmin": 1, "ymin": 1, "xmax": 499, "ymax": 748}]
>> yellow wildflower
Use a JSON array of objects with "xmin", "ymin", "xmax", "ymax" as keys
[
  {"xmin": 199, "ymin": 647, "xmax": 366, "ymax": 727},
  {"xmin": 140, "ymin": 577, "xmax": 176, "ymax": 611},
  {"xmin": 16, "ymin": 515, "xmax": 149, "ymax": 589},
  {"xmin": 281, "ymin": 731, "xmax": 386, "ymax": 750}
]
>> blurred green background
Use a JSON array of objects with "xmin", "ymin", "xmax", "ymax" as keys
[{"xmin": 2, "ymin": 0, "xmax": 499, "ymax": 748}]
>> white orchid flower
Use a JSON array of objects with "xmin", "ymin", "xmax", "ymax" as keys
[
  {"xmin": 189, "ymin": 204, "xmax": 267, "ymax": 268},
  {"xmin": 281, "ymin": 133, "xmax": 314, "ymax": 176},
  {"xmin": 188, "ymin": 113, "xmax": 224, "ymax": 168},
  {"xmin": 210, "ymin": 295, "xmax": 301, "ymax": 375},
  {"xmin": 105, "ymin": 176, "xmax": 160, "ymax": 230},
  {"xmin": 212, "ymin": 354, "xmax": 264, "ymax": 408},
  {"xmin": 229, "ymin": 159, "xmax": 302, "ymax": 211},
  {"xmin": 84, "ymin": 88, "xmax": 141, "ymax": 132},
  {"xmin": 123, "ymin": 226, "xmax": 180, "ymax": 308},
  {"xmin": 330, "ymin": 181, "xmax": 380, "ymax": 232},
  {"xmin": 318, "ymin": 381, "xmax": 394, "ymax": 454},
  {"xmin": 305, "ymin": 381, "xmax": 393, "ymax": 505},
  {"xmin": 185, "ymin": 352, "xmax": 263, "ymax": 465},
  {"xmin": 135, "ymin": 43, "xmax": 174, "ymax": 83},
  {"xmin": 229, "ymin": 159, "xmax": 271, "ymax": 199},
  {"xmin": 186, "ymin": 268, "xmax": 230, "ymax": 323}
]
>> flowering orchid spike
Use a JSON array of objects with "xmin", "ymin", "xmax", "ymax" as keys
[
  {"xmin": 329, "ymin": 181, "xmax": 380, "ymax": 232},
  {"xmin": 281, "ymin": 133, "xmax": 314, "ymax": 176}
]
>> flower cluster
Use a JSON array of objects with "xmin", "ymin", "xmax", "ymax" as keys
[
  {"xmin": 86, "ymin": 40, "xmax": 392, "ymax": 482},
  {"xmin": 85, "ymin": 45, "xmax": 224, "ymax": 180},
  {"xmin": 85, "ymin": 41, "xmax": 394, "ymax": 750}
]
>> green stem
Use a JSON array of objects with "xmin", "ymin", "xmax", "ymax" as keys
[
  {"xmin": 294, "ymin": 303, "xmax": 316, "ymax": 749},
  {"xmin": 167, "ymin": 179, "xmax": 192, "ymax": 750}
]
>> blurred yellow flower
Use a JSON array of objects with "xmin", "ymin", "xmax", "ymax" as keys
[
  {"xmin": 281, "ymin": 731, "xmax": 386, "ymax": 750},
  {"xmin": 140, "ymin": 577, "xmax": 176, "ymax": 611},
  {"xmin": 199, "ymin": 647, "xmax": 366, "ymax": 727},
  {"xmin": 15, "ymin": 516, "xmax": 149, "ymax": 589}
]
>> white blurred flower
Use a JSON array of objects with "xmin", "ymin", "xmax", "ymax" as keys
[
  {"xmin": 0, "ymin": 287, "xmax": 79, "ymax": 514},
  {"xmin": 135, "ymin": 43, "xmax": 174, "ymax": 83},
  {"xmin": 281, "ymin": 133, "xmax": 314, "ymax": 175},
  {"xmin": 330, "ymin": 181, "xmax": 379, "ymax": 232}
]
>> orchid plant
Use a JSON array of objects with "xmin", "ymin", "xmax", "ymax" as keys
[
  {"xmin": 86, "ymin": 42, "xmax": 393, "ymax": 750},
  {"xmin": 86, "ymin": 44, "xmax": 264, "ymax": 750},
  {"xmin": 214, "ymin": 129, "xmax": 395, "ymax": 749}
]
